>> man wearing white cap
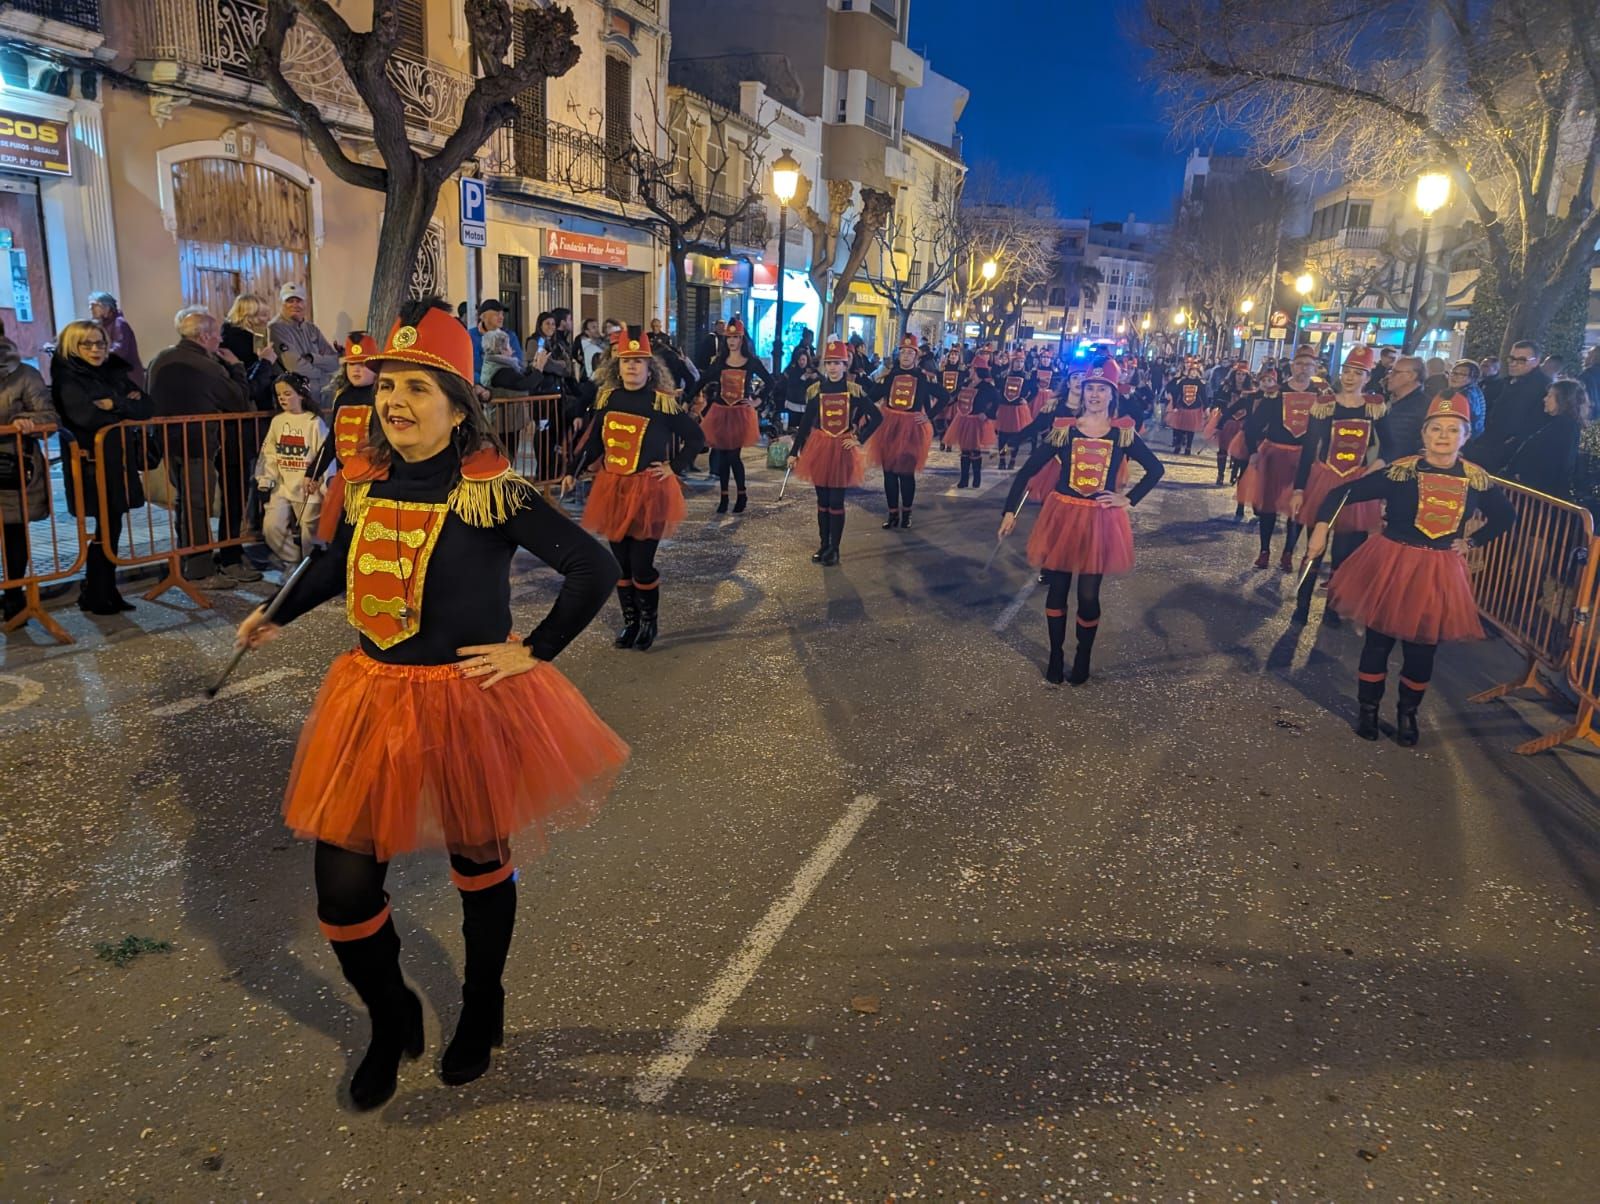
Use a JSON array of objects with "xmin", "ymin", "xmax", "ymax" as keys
[{"xmin": 268, "ymin": 282, "xmax": 339, "ymax": 400}]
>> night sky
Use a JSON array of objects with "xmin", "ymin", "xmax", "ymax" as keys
[{"xmin": 909, "ymin": 0, "xmax": 1183, "ymax": 223}]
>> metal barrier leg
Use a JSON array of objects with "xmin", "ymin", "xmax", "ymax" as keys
[
  {"xmin": 1513, "ymin": 699, "xmax": 1600, "ymax": 756},
  {"xmin": 142, "ymin": 552, "xmax": 214, "ymax": 608},
  {"xmin": 1, "ymin": 580, "xmax": 74, "ymax": 645},
  {"xmin": 1467, "ymin": 652, "xmax": 1549, "ymax": 703}
]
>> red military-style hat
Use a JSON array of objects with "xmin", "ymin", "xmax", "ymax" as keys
[
  {"xmin": 971, "ymin": 354, "xmax": 991, "ymax": 372},
  {"xmin": 725, "ymin": 317, "xmax": 746, "ymax": 338},
  {"xmin": 611, "ymin": 325, "xmax": 655, "ymax": 359},
  {"xmin": 821, "ymin": 337, "xmax": 850, "ymax": 362},
  {"xmin": 1344, "ymin": 345, "xmax": 1376, "ymax": 372},
  {"xmin": 1083, "ymin": 356, "xmax": 1121, "ymax": 388},
  {"xmin": 1424, "ymin": 389, "xmax": 1473, "ymax": 426},
  {"xmin": 374, "ymin": 306, "xmax": 474, "ymax": 381},
  {"xmin": 341, "ymin": 331, "xmax": 380, "ymax": 364},
  {"xmin": 899, "ymin": 334, "xmax": 920, "ymax": 352}
]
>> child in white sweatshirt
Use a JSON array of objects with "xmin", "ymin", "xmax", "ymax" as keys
[{"xmin": 257, "ymin": 373, "xmax": 327, "ymax": 565}]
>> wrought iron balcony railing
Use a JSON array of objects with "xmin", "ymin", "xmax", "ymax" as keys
[
  {"xmin": 663, "ymin": 188, "xmax": 769, "ymax": 249},
  {"xmin": 135, "ymin": 0, "xmax": 471, "ymax": 139},
  {"xmin": 5, "ymin": 0, "xmax": 100, "ymax": 30},
  {"xmin": 482, "ymin": 114, "xmax": 640, "ymax": 205}
]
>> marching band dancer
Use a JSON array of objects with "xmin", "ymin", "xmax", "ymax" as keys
[
  {"xmin": 1290, "ymin": 345, "xmax": 1394, "ymax": 624},
  {"xmin": 996, "ymin": 357, "xmax": 1165, "ymax": 685},
  {"xmin": 936, "ymin": 347, "xmax": 966, "ymax": 450},
  {"xmin": 683, "ymin": 318, "xmax": 771, "ymax": 513},
  {"xmin": 993, "ymin": 357, "xmax": 1037, "ymax": 469},
  {"xmin": 1308, "ymin": 389, "xmax": 1515, "ymax": 745},
  {"xmin": 869, "ymin": 334, "xmax": 949, "ymax": 529},
  {"xmin": 945, "ymin": 355, "xmax": 1001, "ymax": 489},
  {"xmin": 789, "ymin": 338, "xmax": 884, "ymax": 564},
  {"xmin": 306, "ymin": 333, "xmax": 379, "ymax": 532},
  {"xmin": 1024, "ymin": 368, "xmax": 1089, "ymax": 503},
  {"xmin": 1208, "ymin": 360, "xmax": 1253, "ymax": 486},
  {"xmin": 566, "ymin": 326, "xmax": 706, "ymax": 651},
  {"xmin": 1237, "ymin": 345, "xmax": 1328, "ymax": 571},
  {"xmin": 234, "ymin": 298, "xmax": 629, "ymax": 1108},
  {"xmin": 1163, "ymin": 355, "xmax": 1209, "ymax": 455}
]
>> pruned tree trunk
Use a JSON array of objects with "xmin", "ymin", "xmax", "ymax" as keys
[
  {"xmin": 670, "ymin": 243, "xmax": 691, "ymax": 346},
  {"xmin": 825, "ymin": 187, "xmax": 894, "ymax": 336},
  {"xmin": 370, "ymin": 173, "xmax": 439, "ymax": 329}
]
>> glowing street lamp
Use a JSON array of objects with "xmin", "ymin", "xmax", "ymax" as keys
[
  {"xmin": 1173, "ymin": 309, "xmax": 1188, "ymax": 326},
  {"xmin": 1404, "ymin": 171, "xmax": 1453, "ymax": 353},
  {"xmin": 1240, "ymin": 298, "xmax": 1254, "ymax": 316},
  {"xmin": 981, "ymin": 259, "xmax": 997, "ymax": 283},
  {"xmin": 1294, "ymin": 273, "xmax": 1314, "ymax": 298},
  {"xmin": 771, "ymin": 148, "xmax": 804, "ymax": 374}
]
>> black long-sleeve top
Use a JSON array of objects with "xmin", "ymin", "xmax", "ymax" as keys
[
  {"xmin": 271, "ymin": 445, "xmax": 618, "ymax": 664},
  {"xmin": 1294, "ymin": 395, "xmax": 1395, "ymax": 490},
  {"xmin": 1244, "ymin": 386, "xmax": 1328, "ymax": 454},
  {"xmin": 1314, "ymin": 456, "xmax": 1517, "ymax": 550},
  {"xmin": 307, "ymin": 382, "xmax": 375, "ymax": 481},
  {"xmin": 937, "ymin": 365, "xmax": 966, "ymax": 397},
  {"xmin": 1505, "ymin": 414, "xmax": 1580, "ymax": 500},
  {"xmin": 1165, "ymin": 375, "xmax": 1210, "ymax": 413},
  {"xmin": 570, "ymin": 386, "xmax": 705, "ymax": 477},
  {"xmin": 789, "ymin": 381, "xmax": 884, "ymax": 455},
  {"xmin": 870, "ymin": 367, "xmax": 948, "ymax": 417},
  {"xmin": 964, "ymin": 380, "xmax": 1003, "ymax": 422},
  {"xmin": 1004, "ymin": 419, "xmax": 1166, "ymax": 512},
  {"xmin": 683, "ymin": 355, "xmax": 773, "ymax": 407}
]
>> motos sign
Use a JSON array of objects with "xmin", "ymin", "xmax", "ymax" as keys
[{"xmin": 0, "ymin": 111, "xmax": 71, "ymax": 177}]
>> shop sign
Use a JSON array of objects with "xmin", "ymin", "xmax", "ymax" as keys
[
  {"xmin": 547, "ymin": 229, "xmax": 629, "ymax": 266},
  {"xmin": 0, "ymin": 111, "xmax": 70, "ymax": 177}
]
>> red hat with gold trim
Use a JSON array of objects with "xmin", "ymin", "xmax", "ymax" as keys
[
  {"xmin": 899, "ymin": 334, "xmax": 919, "ymax": 352},
  {"xmin": 1083, "ymin": 356, "xmax": 1121, "ymax": 388},
  {"xmin": 341, "ymin": 331, "xmax": 379, "ymax": 364},
  {"xmin": 821, "ymin": 337, "xmax": 850, "ymax": 363},
  {"xmin": 374, "ymin": 305, "xmax": 473, "ymax": 381},
  {"xmin": 725, "ymin": 317, "xmax": 746, "ymax": 338},
  {"xmin": 611, "ymin": 325, "xmax": 655, "ymax": 359},
  {"xmin": 1424, "ymin": 389, "xmax": 1473, "ymax": 426},
  {"xmin": 1344, "ymin": 345, "xmax": 1376, "ymax": 372}
]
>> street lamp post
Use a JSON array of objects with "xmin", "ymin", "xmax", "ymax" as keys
[
  {"xmin": 1174, "ymin": 308, "xmax": 1188, "ymax": 357},
  {"xmin": 1294, "ymin": 272, "xmax": 1315, "ymax": 350},
  {"xmin": 980, "ymin": 258, "xmax": 997, "ymax": 342},
  {"xmin": 771, "ymin": 149, "xmax": 801, "ymax": 373},
  {"xmin": 1239, "ymin": 298, "xmax": 1254, "ymax": 360},
  {"xmin": 1404, "ymin": 171, "xmax": 1452, "ymax": 355}
]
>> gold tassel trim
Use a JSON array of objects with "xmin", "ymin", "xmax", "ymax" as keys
[
  {"xmin": 1047, "ymin": 424, "xmax": 1073, "ymax": 447},
  {"xmin": 596, "ymin": 386, "xmax": 679, "ymax": 415},
  {"xmin": 448, "ymin": 470, "xmax": 535, "ymax": 528},
  {"xmin": 1119, "ymin": 426, "xmax": 1134, "ymax": 448},
  {"xmin": 344, "ymin": 480, "xmax": 373, "ymax": 526},
  {"xmin": 1463, "ymin": 460, "xmax": 1491, "ymax": 490},
  {"xmin": 1386, "ymin": 457, "xmax": 1419, "ymax": 481},
  {"xmin": 1366, "ymin": 401, "xmax": 1389, "ymax": 419},
  {"xmin": 1310, "ymin": 400, "xmax": 1336, "ymax": 420}
]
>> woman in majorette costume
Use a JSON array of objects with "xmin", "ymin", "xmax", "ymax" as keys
[
  {"xmin": 788, "ymin": 338, "xmax": 884, "ymax": 564},
  {"xmin": 935, "ymin": 347, "xmax": 966, "ymax": 449},
  {"xmin": 869, "ymin": 334, "xmax": 949, "ymax": 529},
  {"xmin": 995, "ymin": 356, "xmax": 1165, "ymax": 685},
  {"xmin": 1309, "ymin": 389, "xmax": 1515, "ymax": 746},
  {"xmin": 993, "ymin": 356, "xmax": 1038, "ymax": 470},
  {"xmin": 1289, "ymin": 345, "xmax": 1394, "ymax": 625},
  {"xmin": 1163, "ymin": 355, "xmax": 1210, "ymax": 454},
  {"xmin": 683, "ymin": 317, "xmax": 770, "ymax": 513},
  {"xmin": 307, "ymin": 332, "xmax": 380, "ymax": 538},
  {"xmin": 233, "ymin": 298, "xmax": 628, "ymax": 1109},
  {"xmin": 566, "ymin": 325, "xmax": 706, "ymax": 652},
  {"xmin": 1237, "ymin": 344, "xmax": 1329, "ymax": 571},
  {"xmin": 1029, "ymin": 357, "xmax": 1058, "ymax": 424},
  {"xmin": 945, "ymin": 354, "xmax": 1001, "ymax": 489},
  {"xmin": 1216, "ymin": 364, "xmax": 1271, "ymax": 518},
  {"xmin": 1024, "ymin": 367, "xmax": 1091, "ymax": 503},
  {"xmin": 1206, "ymin": 360, "xmax": 1254, "ymax": 488}
]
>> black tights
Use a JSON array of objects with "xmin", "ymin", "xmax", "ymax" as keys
[
  {"xmin": 1358, "ymin": 630, "xmax": 1437, "ymax": 708},
  {"xmin": 814, "ymin": 486, "xmax": 846, "ymax": 547},
  {"xmin": 711, "ymin": 449, "xmax": 747, "ymax": 496},
  {"xmin": 1173, "ymin": 429, "xmax": 1196, "ymax": 455},
  {"xmin": 1256, "ymin": 512, "xmax": 1302, "ymax": 557},
  {"xmin": 608, "ymin": 537, "xmax": 660, "ymax": 589},
  {"xmin": 958, "ymin": 452, "xmax": 984, "ymax": 487},
  {"xmin": 998, "ymin": 433, "xmax": 1027, "ymax": 468},
  {"xmin": 313, "ymin": 840, "xmax": 508, "ymax": 932},
  {"xmin": 1043, "ymin": 570, "xmax": 1103, "ymax": 650},
  {"xmin": 883, "ymin": 472, "xmax": 917, "ymax": 514}
]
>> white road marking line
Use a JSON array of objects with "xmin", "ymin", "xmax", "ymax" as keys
[
  {"xmin": 631, "ymin": 793, "xmax": 879, "ymax": 1105},
  {"xmin": 150, "ymin": 667, "xmax": 304, "ymax": 717},
  {"xmin": 0, "ymin": 673, "xmax": 44, "ymax": 715},
  {"xmin": 992, "ymin": 573, "xmax": 1039, "ymax": 632}
]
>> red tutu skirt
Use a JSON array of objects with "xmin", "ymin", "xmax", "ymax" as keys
[
  {"xmin": 1299, "ymin": 460, "xmax": 1382, "ymax": 532},
  {"xmin": 284, "ymin": 651, "xmax": 629, "ymax": 863},
  {"xmin": 701, "ymin": 403, "xmax": 759, "ymax": 450},
  {"xmin": 995, "ymin": 403, "xmax": 1032, "ymax": 435},
  {"xmin": 1236, "ymin": 441, "xmax": 1301, "ymax": 514},
  {"xmin": 1025, "ymin": 493, "xmax": 1136, "ymax": 575},
  {"xmin": 795, "ymin": 434, "xmax": 866, "ymax": 489},
  {"xmin": 1167, "ymin": 407, "xmax": 1206, "ymax": 433},
  {"xmin": 1215, "ymin": 417, "xmax": 1246, "ymax": 452},
  {"xmin": 945, "ymin": 413, "xmax": 996, "ymax": 453},
  {"xmin": 1226, "ymin": 430, "xmax": 1248, "ymax": 461},
  {"xmin": 1328, "ymin": 534, "xmax": 1484, "ymax": 643},
  {"xmin": 870, "ymin": 408, "xmax": 932, "ymax": 475},
  {"xmin": 582, "ymin": 470, "xmax": 688, "ymax": 541},
  {"xmin": 1025, "ymin": 459, "xmax": 1062, "ymax": 503},
  {"xmin": 1030, "ymin": 390, "xmax": 1054, "ymax": 419}
]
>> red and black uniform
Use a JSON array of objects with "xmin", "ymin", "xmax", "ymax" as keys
[
  {"xmin": 790, "ymin": 375, "xmax": 883, "ymax": 564},
  {"xmin": 869, "ymin": 365, "xmax": 948, "ymax": 529},
  {"xmin": 1004, "ymin": 416, "xmax": 1164, "ymax": 685},
  {"xmin": 1291, "ymin": 393, "xmax": 1393, "ymax": 620},
  {"xmin": 934, "ymin": 358, "xmax": 966, "ymax": 446},
  {"xmin": 1238, "ymin": 384, "xmax": 1327, "ymax": 570},
  {"xmin": 993, "ymin": 370, "xmax": 1037, "ymax": 468},
  {"xmin": 267, "ymin": 303, "xmax": 628, "ymax": 1109},
  {"xmin": 683, "ymin": 352, "xmax": 772, "ymax": 513},
  {"xmin": 1030, "ymin": 365, "xmax": 1057, "ymax": 423},
  {"xmin": 945, "ymin": 373, "xmax": 1001, "ymax": 489},
  {"xmin": 309, "ymin": 334, "xmax": 380, "ymax": 543},
  {"xmin": 1318, "ymin": 454, "xmax": 1515, "ymax": 741},
  {"xmin": 1163, "ymin": 373, "xmax": 1209, "ymax": 454},
  {"xmin": 1208, "ymin": 371, "xmax": 1253, "ymax": 487},
  {"xmin": 572, "ymin": 378, "xmax": 705, "ymax": 650}
]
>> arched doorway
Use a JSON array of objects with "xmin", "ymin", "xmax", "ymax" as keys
[{"xmin": 171, "ymin": 158, "xmax": 312, "ymax": 319}]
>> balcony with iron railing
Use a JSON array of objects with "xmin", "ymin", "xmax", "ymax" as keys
[
  {"xmin": 132, "ymin": 0, "xmax": 471, "ymax": 140},
  {"xmin": 1310, "ymin": 225, "xmax": 1390, "ymax": 254},
  {"xmin": 5, "ymin": 0, "xmax": 100, "ymax": 30},
  {"xmin": 481, "ymin": 113, "xmax": 641, "ymax": 205},
  {"xmin": 663, "ymin": 187, "xmax": 770, "ymax": 250}
]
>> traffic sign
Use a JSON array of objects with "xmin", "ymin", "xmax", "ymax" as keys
[{"xmin": 459, "ymin": 176, "xmax": 486, "ymax": 247}]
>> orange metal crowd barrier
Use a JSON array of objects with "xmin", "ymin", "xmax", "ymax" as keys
[
  {"xmin": 482, "ymin": 393, "xmax": 571, "ymax": 488},
  {"xmin": 95, "ymin": 412, "xmax": 272, "ymax": 606},
  {"xmin": 1466, "ymin": 477, "xmax": 1599, "ymax": 754},
  {"xmin": 0, "ymin": 423, "xmax": 89, "ymax": 644}
]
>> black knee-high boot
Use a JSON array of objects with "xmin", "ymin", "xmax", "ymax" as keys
[
  {"xmin": 1255, "ymin": 513, "xmax": 1276, "ymax": 566},
  {"xmin": 328, "ymin": 915, "xmax": 424, "ymax": 1110},
  {"xmin": 900, "ymin": 476, "xmax": 916, "ymax": 529},
  {"xmin": 731, "ymin": 456, "xmax": 748, "ymax": 513},
  {"xmin": 1045, "ymin": 608, "xmax": 1067, "ymax": 683},
  {"xmin": 1216, "ymin": 449, "xmax": 1228, "ymax": 486},
  {"xmin": 1356, "ymin": 629, "xmax": 1394, "ymax": 740},
  {"xmin": 1395, "ymin": 640, "xmax": 1435, "ymax": 748},
  {"xmin": 883, "ymin": 473, "xmax": 901, "ymax": 528},
  {"xmin": 1068, "ymin": 619, "xmax": 1098, "ymax": 685},
  {"xmin": 441, "ymin": 869, "xmax": 517, "ymax": 1085},
  {"xmin": 634, "ymin": 583, "xmax": 659, "ymax": 651},
  {"xmin": 714, "ymin": 451, "xmax": 730, "ymax": 513},
  {"xmin": 811, "ymin": 506, "xmax": 830, "ymax": 562},
  {"xmin": 959, "ymin": 454, "xmax": 971, "ymax": 488},
  {"xmin": 821, "ymin": 508, "xmax": 844, "ymax": 565},
  {"xmin": 613, "ymin": 582, "xmax": 641, "ymax": 648},
  {"xmin": 971, "ymin": 455, "xmax": 983, "ymax": 487}
]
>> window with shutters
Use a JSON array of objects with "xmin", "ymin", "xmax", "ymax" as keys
[
  {"xmin": 512, "ymin": 11, "xmax": 549, "ymax": 180},
  {"xmin": 395, "ymin": 0, "xmax": 425, "ymax": 57},
  {"xmin": 605, "ymin": 56, "xmax": 633, "ymax": 199}
]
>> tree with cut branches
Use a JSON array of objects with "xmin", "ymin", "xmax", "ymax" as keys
[
  {"xmin": 860, "ymin": 178, "xmax": 964, "ymax": 342},
  {"xmin": 253, "ymin": 0, "xmax": 581, "ymax": 328},
  {"xmin": 1139, "ymin": 0, "xmax": 1600, "ymax": 358},
  {"xmin": 950, "ymin": 169, "xmax": 1059, "ymax": 341}
]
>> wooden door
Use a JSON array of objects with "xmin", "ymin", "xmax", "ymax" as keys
[
  {"xmin": 172, "ymin": 157, "xmax": 311, "ymax": 320},
  {"xmin": 0, "ymin": 181, "xmax": 56, "ymax": 369}
]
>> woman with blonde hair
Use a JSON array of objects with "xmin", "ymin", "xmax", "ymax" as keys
[{"xmin": 222, "ymin": 292, "xmax": 282, "ymax": 407}]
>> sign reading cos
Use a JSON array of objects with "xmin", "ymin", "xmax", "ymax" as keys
[{"xmin": 0, "ymin": 110, "xmax": 71, "ymax": 177}]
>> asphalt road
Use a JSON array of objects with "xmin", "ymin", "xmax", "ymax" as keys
[{"xmin": 2, "ymin": 443, "xmax": 1597, "ymax": 1201}]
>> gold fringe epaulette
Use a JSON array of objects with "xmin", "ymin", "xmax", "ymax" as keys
[
  {"xmin": 595, "ymin": 386, "xmax": 679, "ymax": 414},
  {"xmin": 1047, "ymin": 421, "xmax": 1075, "ymax": 447},
  {"xmin": 1387, "ymin": 456, "xmax": 1489, "ymax": 490},
  {"xmin": 1366, "ymin": 401, "xmax": 1389, "ymax": 419},
  {"xmin": 1118, "ymin": 424, "xmax": 1135, "ymax": 448},
  {"xmin": 344, "ymin": 479, "xmax": 373, "ymax": 526},
  {"xmin": 1462, "ymin": 459, "xmax": 1491, "ymax": 490},
  {"xmin": 448, "ymin": 470, "xmax": 535, "ymax": 528},
  {"xmin": 1310, "ymin": 400, "xmax": 1336, "ymax": 420},
  {"xmin": 1386, "ymin": 457, "xmax": 1419, "ymax": 481},
  {"xmin": 594, "ymin": 386, "xmax": 614, "ymax": 411}
]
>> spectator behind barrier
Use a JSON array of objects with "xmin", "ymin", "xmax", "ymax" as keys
[
  {"xmin": 1472, "ymin": 339, "xmax": 1553, "ymax": 472},
  {"xmin": 51, "ymin": 320, "xmax": 152, "ymax": 615},
  {"xmin": 1447, "ymin": 359, "xmax": 1487, "ymax": 437},
  {"xmin": 89, "ymin": 291, "xmax": 144, "ymax": 389},
  {"xmin": 0, "ymin": 337, "xmax": 58, "ymax": 623},
  {"xmin": 1384, "ymin": 356, "xmax": 1430, "ymax": 457},
  {"xmin": 268, "ymin": 283, "xmax": 339, "ymax": 402},
  {"xmin": 222, "ymin": 293, "xmax": 284, "ymax": 409},
  {"xmin": 1505, "ymin": 378, "xmax": 1584, "ymax": 501}
]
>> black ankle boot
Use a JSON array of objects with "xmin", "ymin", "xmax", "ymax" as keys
[
  {"xmin": 613, "ymin": 585, "xmax": 641, "ymax": 649},
  {"xmin": 812, "ymin": 511, "xmax": 830, "ymax": 562},
  {"xmin": 899, "ymin": 509, "xmax": 913, "ymax": 530},
  {"xmin": 716, "ymin": 492, "xmax": 729, "ymax": 514},
  {"xmin": 633, "ymin": 587, "xmax": 659, "ymax": 651},
  {"xmin": 1045, "ymin": 647, "xmax": 1065, "ymax": 684},
  {"xmin": 732, "ymin": 491, "xmax": 748, "ymax": 514},
  {"xmin": 329, "ymin": 919, "xmax": 425, "ymax": 1111},
  {"xmin": 1396, "ymin": 705, "xmax": 1420, "ymax": 747},
  {"xmin": 1356, "ymin": 703, "xmax": 1381, "ymax": 741},
  {"xmin": 882, "ymin": 510, "xmax": 900, "ymax": 529}
]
